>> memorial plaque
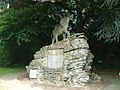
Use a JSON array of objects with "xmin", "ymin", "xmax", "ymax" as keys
[
  {"xmin": 29, "ymin": 70, "xmax": 38, "ymax": 79},
  {"xmin": 48, "ymin": 49, "xmax": 63, "ymax": 70}
]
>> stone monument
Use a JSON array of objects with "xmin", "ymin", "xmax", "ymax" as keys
[{"xmin": 26, "ymin": 33, "xmax": 95, "ymax": 87}]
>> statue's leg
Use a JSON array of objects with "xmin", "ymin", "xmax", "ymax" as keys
[
  {"xmin": 64, "ymin": 30, "xmax": 70, "ymax": 37},
  {"xmin": 63, "ymin": 33, "xmax": 66, "ymax": 40},
  {"xmin": 52, "ymin": 36, "xmax": 55, "ymax": 44},
  {"xmin": 55, "ymin": 35, "xmax": 58, "ymax": 42}
]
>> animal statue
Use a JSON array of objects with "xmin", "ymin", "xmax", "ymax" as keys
[{"xmin": 52, "ymin": 13, "xmax": 71, "ymax": 44}]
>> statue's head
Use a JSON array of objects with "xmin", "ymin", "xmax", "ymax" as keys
[
  {"xmin": 64, "ymin": 12, "xmax": 71, "ymax": 17},
  {"xmin": 66, "ymin": 12, "xmax": 70, "ymax": 16},
  {"xmin": 62, "ymin": 12, "xmax": 71, "ymax": 20}
]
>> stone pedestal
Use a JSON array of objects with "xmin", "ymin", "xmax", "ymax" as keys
[{"xmin": 26, "ymin": 33, "xmax": 94, "ymax": 87}]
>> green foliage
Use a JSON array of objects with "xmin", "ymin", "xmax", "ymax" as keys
[
  {"xmin": 0, "ymin": 3, "xmax": 60, "ymax": 45},
  {"xmin": 0, "ymin": 45, "xmax": 13, "ymax": 67},
  {"xmin": 94, "ymin": 0, "xmax": 120, "ymax": 43},
  {"xmin": 0, "ymin": 1, "xmax": 7, "ymax": 9},
  {"xmin": 91, "ymin": 41, "xmax": 120, "ymax": 69},
  {"xmin": 0, "ymin": 1, "xmax": 63, "ymax": 66},
  {"xmin": 1, "ymin": 8, "xmax": 35, "ymax": 44}
]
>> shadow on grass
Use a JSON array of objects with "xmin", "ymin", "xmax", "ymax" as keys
[{"xmin": 0, "ymin": 67, "xmax": 25, "ymax": 76}]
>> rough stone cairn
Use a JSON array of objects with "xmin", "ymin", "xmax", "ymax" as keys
[{"xmin": 26, "ymin": 33, "xmax": 94, "ymax": 87}]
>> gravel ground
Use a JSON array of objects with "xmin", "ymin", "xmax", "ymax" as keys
[
  {"xmin": 101, "ymin": 75, "xmax": 120, "ymax": 90},
  {"xmin": 0, "ymin": 79, "xmax": 109, "ymax": 90},
  {"xmin": 0, "ymin": 70, "xmax": 119, "ymax": 90}
]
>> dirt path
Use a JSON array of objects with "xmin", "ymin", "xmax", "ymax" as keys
[
  {"xmin": 101, "ymin": 75, "xmax": 120, "ymax": 90},
  {"xmin": 0, "ymin": 71, "xmax": 119, "ymax": 90}
]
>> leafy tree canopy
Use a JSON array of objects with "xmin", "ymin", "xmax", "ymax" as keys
[
  {"xmin": 0, "ymin": 1, "xmax": 61, "ymax": 45},
  {"xmin": 0, "ymin": 0, "xmax": 120, "ymax": 46}
]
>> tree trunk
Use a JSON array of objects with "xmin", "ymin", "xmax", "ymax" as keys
[{"xmin": 75, "ymin": 0, "xmax": 84, "ymax": 33}]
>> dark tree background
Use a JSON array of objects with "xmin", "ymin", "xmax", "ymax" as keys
[{"xmin": 0, "ymin": 0, "xmax": 120, "ymax": 69}]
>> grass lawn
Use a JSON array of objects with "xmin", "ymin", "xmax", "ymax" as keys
[{"xmin": 0, "ymin": 67, "xmax": 25, "ymax": 76}]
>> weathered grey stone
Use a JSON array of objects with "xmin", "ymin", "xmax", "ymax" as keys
[{"xmin": 26, "ymin": 33, "xmax": 97, "ymax": 87}]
